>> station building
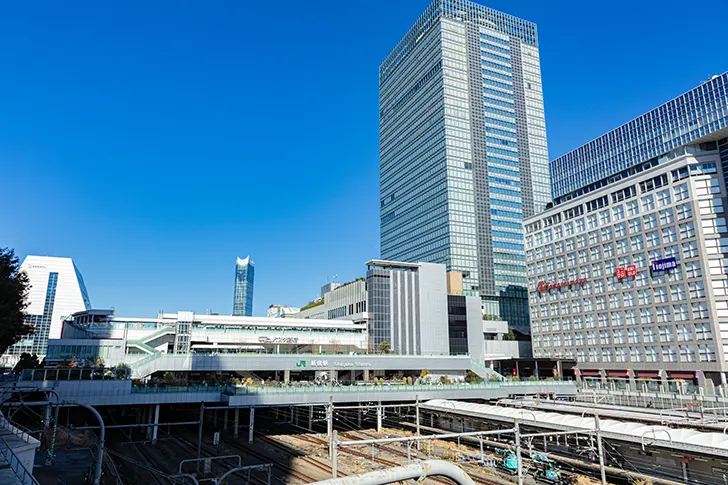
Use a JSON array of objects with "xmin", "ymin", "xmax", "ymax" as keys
[
  {"xmin": 525, "ymin": 73, "xmax": 728, "ymax": 390},
  {"xmin": 297, "ymin": 259, "xmax": 528, "ymax": 363},
  {"xmin": 46, "ymin": 310, "xmax": 367, "ymax": 367}
]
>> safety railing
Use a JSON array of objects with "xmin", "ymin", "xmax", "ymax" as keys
[
  {"xmin": 221, "ymin": 380, "xmax": 575, "ymax": 395},
  {"xmin": 0, "ymin": 418, "xmax": 41, "ymax": 485},
  {"xmin": 0, "ymin": 417, "xmax": 37, "ymax": 443},
  {"xmin": 131, "ymin": 385, "xmax": 228, "ymax": 394},
  {"xmin": 21, "ymin": 368, "xmax": 128, "ymax": 382}
]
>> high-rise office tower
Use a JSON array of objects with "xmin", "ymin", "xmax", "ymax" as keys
[
  {"xmin": 232, "ymin": 256, "xmax": 254, "ymax": 317},
  {"xmin": 379, "ymin": 0, "xmax": 549, "ymax": 335},
  {"xmin": 1, "ymin": 255, "xmax": 91, "ymax": 367}
]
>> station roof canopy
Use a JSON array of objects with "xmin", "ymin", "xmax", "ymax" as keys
[{"xmin": 423, "ymin": 399, "xmax": 728, "ymax": 457}]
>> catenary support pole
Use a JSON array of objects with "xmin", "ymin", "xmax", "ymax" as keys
[
  {"xmin": 327, "ymin": 402, "xmax": 334, "ymax": 457},
  {"xmin": 71, "ymin": 401, "xmax": 105, "ymax": 485},
  {"xmin": 151, "ymin": 404, "xmax": 160, "ymax": 445},
  {"xmin": 197, "ymin": 403, "xmax": 205, "ymax": 462},
  {"xmin": 515, "ymin": 419, "xmax": 523, "ymax": 485},
  {"xmin": 248, "ymin": 407, "xmax": 255, "ymax": 443},
  {"xmin": 332, "ymin": 430, "xmax": 338, "ymax": 478},
  {"xmin": 376, "ymin": 402, "xmax": 382, "ymax": 433},
  {"xmin": 415, "ymin": 396, "xmax": 420, "ymax": 450},
  {"xmin": 595, "ymin": 414, "xmax": 607, "ymax": 485}
]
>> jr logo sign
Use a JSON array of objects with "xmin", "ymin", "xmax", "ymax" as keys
[{"xmin": 295, "ymin": 360, "xmax": 306, "ymax": 367}]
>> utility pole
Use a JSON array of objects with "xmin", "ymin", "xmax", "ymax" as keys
[{"xmin": 595, "ymin": 414, "xmax": 607, "ymax": 485}]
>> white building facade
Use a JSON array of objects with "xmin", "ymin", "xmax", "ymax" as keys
[
  {"xmin": 1, "ymin": 256, "xmax": 90, "ymax": 367},
  {"xmin": 525, "ymin": 142, "xmax": 728, "ymax": 388},
  {"xmin": 47, "ymin": 311, "xmax": 366, "ymax": 368}
]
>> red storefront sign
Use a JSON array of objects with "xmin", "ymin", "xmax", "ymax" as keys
[
  {"xmin": 616, "ymin": 264, "xmax": 637, "ymax": 279},
  {"xmin": 537, "ymin": 278, "xmax": 587, "ymax": 293}
]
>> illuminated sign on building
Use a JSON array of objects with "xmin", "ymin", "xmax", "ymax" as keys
[
  {"xmin": 651, "ymin": 257, "xmax": 677, "ymax": 273},
  {"xmin": 537, "ymin": 278, "xmax": 587, "ymax": 293}
]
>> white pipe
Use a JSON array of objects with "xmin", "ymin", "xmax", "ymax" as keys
[{"xmin": 307, "ymin": 460, "xmax": 476, "ymax": 485}]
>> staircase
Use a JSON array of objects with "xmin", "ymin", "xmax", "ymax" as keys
[
  {"xmin": 126, "ymin": 327, "xmax": 175, "ymax": 355},
  {"xmin": 470, "ymin": 359, "xmax": 506, "ymax": 381}
]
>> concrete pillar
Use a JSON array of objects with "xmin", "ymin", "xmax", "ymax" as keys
[
  {"xmin": 146, "ymin": 405, "xmax": 154, "ymax": 441},
  {"xmin": 248, "ymin": 408, "xmax": 255, "ymax": 443},
  {"xmin": 660, "ymin": 369, "xmax": 669, "ymax": 392},
  {"xmin": 284, "ymin": 370, "xmax": 290, "ymax": 384},
  {"xmin": 363, "ymin": 369, "xmax": 370, "ymax": 381},
  {"xmin": 357, "ymin": 407, "xmax": 361, "ymax": 428},
  {"xmin": 628, "ymin": 369, "xmax": 637, "ymax": 390},
  {"xmin": 151, "ymin": 404, "xmax": 160, "ymax": 445},
  {"xmin": 309, "ymin": 406, "xmax": 314, "ymax": 431},
  {"xmin": 293, "ymin": 406, "xmax": 299, "ymax": 426},
  {"xmin": 224, "ymin": 408, "xmax": 229, "ymax": 431},
  {"xmin": 234, "ymin": 408, "xmax": 240, "ymax": 438},
  {"xmin": 290, "ymin": 406, "xmax": 294, "ymax": 424}
]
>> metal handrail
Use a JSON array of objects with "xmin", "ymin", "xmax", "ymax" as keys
[{"xmin": 0, "ymin": 431, "xmax": 41, "ymax": 485}]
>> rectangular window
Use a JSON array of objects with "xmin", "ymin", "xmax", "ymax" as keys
[{"xmin": 679, "ymin": 222, "xmax": 695, "ymax": 239}]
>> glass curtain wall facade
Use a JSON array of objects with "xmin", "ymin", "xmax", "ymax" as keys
[
  {"xmin": 551, "ymin": 73, "xmax": 728, "ymax": 202},
  {"xmin": 232, "ymin": 256, "xmax": 255, "ymax": 317},
  {"xmin": 379, "ymin": 0, "xmax": 549, "ymax": 332},
  {"xmin": 2, "ymin": 256, "xmax": 91, "ymax": 367}
]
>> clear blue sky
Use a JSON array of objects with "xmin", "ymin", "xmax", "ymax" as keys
[{"xmin": 1, "ymin": 0, "xmax": 726, "ymax": 317}]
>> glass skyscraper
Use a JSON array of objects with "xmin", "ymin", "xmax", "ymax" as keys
[
  {"xmin": 379, "ymin": 0, "xmax": 550, "ymax": 334},
  {"xmin": 551, "ymin": 73, "xmax": 728, "ymax": 203},
  {"xmin": 232, "ymin": 256, "xmax": 254, "ymax": 317}
]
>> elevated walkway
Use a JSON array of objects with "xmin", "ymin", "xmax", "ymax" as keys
[
  {"xmin": 18, "ymin": 378, "xmax": 576, "ymax": 407},
  {"xmin": 127, "ymin": 353, "xmax": 507, "ymax": 380}
]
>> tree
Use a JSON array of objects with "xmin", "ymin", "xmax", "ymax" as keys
[
  {"xmin": 13, "ymin": 353, "xmax": 40, "ymax": 372},
  {"xmin": 0, "ymin": 248, "xmax": 32, "ymax": 356},
  {"xmin": 504, "ymin": 330, "xmax": 516, "ymax": 341},
  {"xmin": 114, "ymin": 363, "xmax": 131, "ymax": 379},
  {"xmin": 377, "ymin": 341, "xmax": 391, "ymax": 354},
  {"xmin": 420, "ymin": 369, "xmax": 430, "ymax": 378},
  {"xmin": 465, "ymin": 370, "xmax": 482, "ymax": 384}
]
